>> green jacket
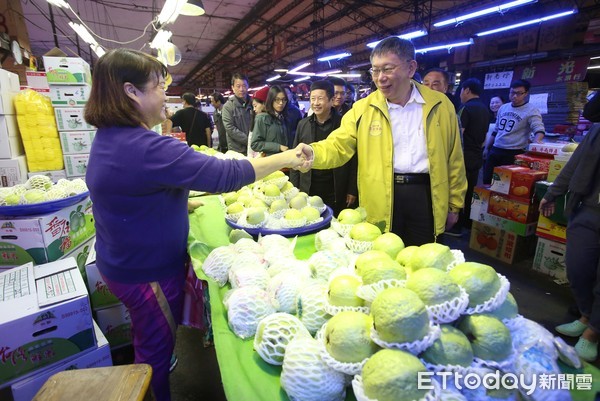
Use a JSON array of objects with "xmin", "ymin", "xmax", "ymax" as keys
[{"xmin": 311, "ymin": 83, "xmax": 467, "ymax": 236}]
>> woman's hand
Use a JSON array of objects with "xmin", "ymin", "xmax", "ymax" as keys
[{"xmin": 280, "ymin": 145, "xmax": 289, "ymax": 152}]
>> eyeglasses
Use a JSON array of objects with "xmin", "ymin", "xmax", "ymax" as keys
[
  {"xmin": 274, "ymin": 97, "xmax": 288, "ymax": 104},
  {"xmin": 509, "ymin": 90, "xmax": 527, "ymax": 96}
]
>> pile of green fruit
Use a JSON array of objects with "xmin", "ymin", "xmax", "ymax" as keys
[{"xmin": 0, "ymin": 175, "xmax": 88, "ymax": 206}]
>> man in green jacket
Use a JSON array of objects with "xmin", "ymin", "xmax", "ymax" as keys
[{"xmin": 296, "ymin": 36, "xmax": 466, "ymax": 245}]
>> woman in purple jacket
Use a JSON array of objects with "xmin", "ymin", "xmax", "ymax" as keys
[{"xmin": 84, "ymin": 48, "xmax": 303, "ymax": 401}]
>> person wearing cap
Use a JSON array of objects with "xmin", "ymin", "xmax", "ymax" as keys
[
  {"xmin": 251, "ymin": 85, "xmax": 290, "ymax": 156},
  {"xmin": 222, "ymin": 73, "xmax": 252, "ymax": 155},
  {"xmin": 170, "ymin": 92, "xmax": 212, "ymax": 147},
  {"xmin": 247, "ymin": 86, "xmax": 269, "ymax": 158}
]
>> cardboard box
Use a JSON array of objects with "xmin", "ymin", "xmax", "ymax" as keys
[
  {"xmin": 63, "ymin": 154, "xmax": 90, "ymax": 177},
  {"xmin": 54, "ymin": 108, "xmax": 95, "ymax": 132},
  {"xmin": 59, "ymin": 131, "xmax": 95, "ymax": 154},
  {"xmin": 49, "ymin": 85, "xmax": 91, "ymax": 108},
  {"xmin": 0, "ymin": 155, "xmax": 27, "ymax": 187},
  {"xmin": 470, "ymin": 186, "xmax": 491, "ymax": 221},
  {"xmin": 469, "ymin": 221, "xmax": 537, "ymax": 264},
  {"xmin": 65, "ymin": 236, "xmax": 96, "ymax": 281},
  {"xmin": 534, "ymin": 181, "xmax": 569, "ymax": 226},
  {"xmin": 0, "ymin": 196, "xmax": 95, "ymax": 267},
  {"xmin": 547, "ymin": 159, "xmax": 568, "ymax": 182},
  {"xmin": 0, "ymin": 259, "xmax": 95, "ymax": 386},
  {"xmin": 25, "ymin": 71, "xmax": 49, "ymax": 91},
  {"xmin": 27, "ymin": 170, "xmax": 67, "ymax": 183},
  {"xmin": 0, "ymin": 69, "xmax": 20, "ymax": 115},
  {"xmin": 489, "ymin": 165, "xmax": 530, "ymax": 195},
  {"xmin": 10, "ymin": 322, "xmax": 111, "ymax": 401},
  {"xmin": 532, "ymin": 237, "xmax": 567, "ymax": 281},
  {"xmin": 43, "ymin": 57, "xmax": 92, "ymax": 86},
  {"xmin": 528, "ymin": 141, "xmax": 572, "ymax": 156},
  {"xmin": 85, "ymin": 263, "xmax": 120, "ymax": 310},
  {"xmin": 536, "ymin": 214, "xmax": 567, "ymax": 244},
  {"xmin": 95, "ymin": 303, "xmax": 132, "ymax": 349},
  {"xmin": 488, "ymin": 192, "xmax": 539, "ymax": 223},
  {"xmin": 514, "ymin": 153, "xmax": 553, "ymax": 172},
  {"xmin": 508, "ymin": 169, "xmax": 547, "ymax": 200}
]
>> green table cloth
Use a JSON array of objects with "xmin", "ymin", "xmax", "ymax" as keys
[{"xmin": 188, "ymin": 195, "xmax": 599, "ymax": 401}]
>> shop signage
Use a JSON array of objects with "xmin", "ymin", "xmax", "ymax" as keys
[
  {"xmin": 514, "ymin": 57, "xmax": 589, "ymax": 85},
  {"xmin": 484, "ymin": 71, "xmax": 514, "ymax": 90}
]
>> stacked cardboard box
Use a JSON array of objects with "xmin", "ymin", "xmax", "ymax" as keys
[
  {"xmin": 469, "ymin": 164, "xmax": 546, "ymax": 263},
  {"xmin": 43, "ymin": 56, "xmax": 95, "ymax": 179},
  {"xmin": 0, "ymin": 69, "xmax": 26, "ymax": 187}
]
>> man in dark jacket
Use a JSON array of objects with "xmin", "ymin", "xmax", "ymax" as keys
[
  {"xmin": 222, "ymin": 73, "xmax": 252, "ymax": 155},
  {"xmin": 170, "ymin": 92, "xmax": 212, "ymax": 147},
  {"xmin": 210, "ymin": 92, "xmax": 228, "ymax": 152},
  {"xmin": 290, "ymin": 80, "xmax": 357, "ymax": 216}
]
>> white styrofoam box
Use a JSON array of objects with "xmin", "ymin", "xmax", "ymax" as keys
[
  {"xmin": 27, "ymin": 170, "xmax": 67, "ymax": 183},
  {"xmin": 85, "ymin": 263, "xmax": 120, "ymax": 310},
  {"xmin": 0, "ymin": 69, "xmax": 20, "ymax": 115},
  {"xmin": 43, "ymin": 57, "xmax": 92, "ymax": 86},
  {"xmin": 63, "ymin": 153, "xmax": 90, "ymax": 177},
  {"xmin": 25, "ymin": 71, "xmax": 49, "ymax": 91},
  {"xmin": 49, "ymin": 85, "xmax": 91, "ymax": 107},
  {"xmin": 95, "ymin": 303, "xmax": 132, "ymax": 349},
  {"xmin": 54, "ymin": 108, "xmax": 95, "ymax": 132},
  {"xmin": 532, "ymin": 237, "xmax": 567, "ymax": 281},
  {"xmin": 0, "ymin": 134, "xmax": 24, "ymax": 159},
  {"xmin": 0, "ymin": 115, "xmax": 20, "ymax": 138},
  {"xmin": 0, "ymin": 155, "xmax": 27, "ymax": 187},
  {"xmin": 59, "ymin": 131, "xmax": 95, "ymax": 154},
  {"xmin": 10, "ymin": 321, "xmax": 111, "ymax": 401},
  {"xmin": 0, "ymin": 259, "xmax": 95, "ymax": 387}
]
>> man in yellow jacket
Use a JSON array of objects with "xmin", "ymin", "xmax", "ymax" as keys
[{"xmin": 296, "ymin": 36, "xmax": 466, "ymax": 245}]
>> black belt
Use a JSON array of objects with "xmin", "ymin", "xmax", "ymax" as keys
[{"xmin": 394, "ymin": 173, "xmax": 430, "ymax": 185}]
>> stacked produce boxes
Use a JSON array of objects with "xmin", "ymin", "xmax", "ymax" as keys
[
  {"xmin": 43, "ymin": 56, "xmax": 95, "ymax": 179},
  {"xmin": 0, "ymin": 69, "xmax": 26, "ymax": 186}
]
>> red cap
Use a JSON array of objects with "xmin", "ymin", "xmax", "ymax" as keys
[{"xmin": 253, "ymin": 86, "xmax": 270, "ymax": 103}]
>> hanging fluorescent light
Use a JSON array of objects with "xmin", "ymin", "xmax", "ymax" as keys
[
  {"xmin": 348, "ymin": 61, "xmax": 371, "ymax": 69},
  {"xmin": 434, "ymin": 0, "xmax": 537, "ymax": 27},
  {"xmin": 180, "ymin": 0, "xmax": 205, "ymax": 16},
  {"xmin": 150, "ymin": 30, "xmax": 173, "ymax": 49},
  {"xmin": 274, "ymin": 68, "xmax": 288, "ymax": 73},
  {"xmin": 367, "ymin": 29, "xmax": 428, "ymax": 48},
  {"xmin": 475, "ymin": 9, "xmax": 576, "ymax": 37},
  {"xmin": 266, "ymin": 74, "xmax": 281, "ymax": 82},
  {"xmin": 331, "ymin": 73, "xmax": 362, "ymax": 78},
  {"xmin": 294, "ymin": 76, "xmax": 312, "ymax": 82},
  {"xmin": 46, "ymin": 0, "xmax": 71, "ymax": 8},
  {"xmin": 315, "ymin": 69, "xmax": 342, "ymax": 77},
  {"xmin": 288, "ymin": 62, "xmax": 311, "ymax": 73},
  {"xmin": 416, "ymin": 39, "xmax": 473, "ymax": 53},
  {"xmin": 317, "ymin": 52, "xmax": 351, "ymax": 62},
  {"xmin": 157, "ymin": 0, "xmax": 186, "ymax": 25},
  {"xmin": 68, "ymin": 22, "xmax": 99, "ymax": 46},
  {"xmin": 588, "ymin": 65, "xmax": 600, "ymax": 70},
  {"xmin": 591, "ymin": 56, "xmax": 600, "ymax": 60},
  {"xmin": 287, "ymin": 71, "xmax": 316, "ymax": 76},
  {"xmin": 93, "ymin": 46, "xmax": 106, "ymax": 58}
]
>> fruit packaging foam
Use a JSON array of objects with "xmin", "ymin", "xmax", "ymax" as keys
[
  {"xmin": 356, "ymin": 279, "xmax": 407, "ymax": 303},
  {"xmin": 370, "ymin": 321, "xmax": 441, "ymax": 355},
  {"xmin": 425, "ymin": 286, "xmax": 470, "ymax": 324},
  {"xmin": 352, "ymin": 374, "xmax": 440, "ymax": 401},
  {"xmin": 463, "ymin": 274, "xmax": 510, "ymax": 315},
  {"xmin": 316, "ymin": 328, "xmax": 368, "ymax": 376}
]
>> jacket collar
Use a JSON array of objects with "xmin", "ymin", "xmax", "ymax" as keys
[{"xmin": 368, "ymin": 81, "xmax": 443, "ymax": 120}]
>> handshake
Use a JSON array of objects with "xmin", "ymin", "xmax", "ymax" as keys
[{"xmin": 285, "ymin": 143, "xmax": 314, "ymax": 172}]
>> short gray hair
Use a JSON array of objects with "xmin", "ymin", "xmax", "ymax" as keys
[{"xmin": 370, "ymin": 36, "xmax": 416, "ymax": 62}]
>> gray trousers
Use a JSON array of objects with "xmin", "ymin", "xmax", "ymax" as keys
[{"xmin": 566, "ymin": 205, "xmax": 600, "ymax": 332}]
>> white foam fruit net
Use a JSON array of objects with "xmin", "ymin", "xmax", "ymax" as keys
[
  {"xmin": 316, "ymin": 327, "xmax": 368, "ymax": 376},
  {"xmin": 356, "ymin": 279, "xmax": 407, "ymax": 303},
  {"xmin": 281, "ymin": 336, "xmax": 346, "ymax": 401},
  {"xmin": 268, "ymin": 271, "xmax": 309, "ymax": 314},
  {"xmin": 229, "ymin": 265, "xmax": 269, "ymax": 290},
  {"xmin": 446, "ymin": 249, "xmax": 466, "ymax": 272},
  {"xmin": 330, "ymin": 220, "xmax": 354, "ymax": 237},
  {"xmin": 425, "ymin": 286, "xmax": 470, "ymax": 324},
  {"xmin": 345, "ymin": 237, "xmax": 373, "ymax": 254},
  {"xmin": 224, "ymin": 285, "xmax": 276, "ymax": 339},
  {"xmin": 352, "ymin": 374, "xmax": 440, "ymax": 401},
  {"xmin": 253, "ymin": 313, "xmax": 311, "ymax": 365},
  {"xmin": 296, "ymin": 282, "xmax": 331, "ymax": 335},
  {"xmin": 201, "ymin": 245, "xmax": 237, "ymax": 287},
  {"xmin": 315, "ymin": 228, "xmax": 341, "ymax": 251},
  {"xmin": 472, "ymin": 352, "xmax": 515, "ymax": 372},
  {"xmin": 463, "ymin": 274, "xmax": 510, "ymax": 315},
  {"xmin": 371, "ymin": 321, "xmax": 442, "ymax": 355},
  {"xmin": 280, "ymin": 217, "xmax": 307, "ymax": 229}
]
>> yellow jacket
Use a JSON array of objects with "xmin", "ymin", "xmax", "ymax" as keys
[{"xmin": 311, "ymin": 83, "xmax": 467, "ymax": 236}]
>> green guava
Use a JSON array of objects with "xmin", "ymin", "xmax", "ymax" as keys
[
  {"xmin": 301, "ymin": 206, "xmax": 321, "ymax": 222},
  {"xmin": 357, "ymin": 258, "xmax": 406, "ymax": 285},
  {"xmin": 328, "ymin": 275, "xmax": 364, "ymax": 307},
  {"xmin": 349, "ymin": 222, "xmax": 382, "ymax": 242},
  {"xmin": 263, "ymin": 183, "xmax": 281, "ymax": 197},
  {"xmin": 420, "ymin": 325, "xmax": 474, "ymax": 367},
  {"xmin": 354, "ymin": 250, "xmax": 392, "ymax": 276},
  {"xmin": 395, "ymin": 245, "xmax": 418, "ymax": 268},
  {"xmin": 488, "ymin": 292, "xmax": 518, "ymax": 321},
  {"xmin": 285, "ymin": 208, "xmax": 303, "ymax": 220},
  {"xmin": 226, "ymin": 202, "xmax": 244, "ymax": 215},
  {"xmin": 325, "ymin": 311, "xmax": 379, "ymax": 363},
  {"xmin": 337, "ymin": 208, "xmax": 362, "ymax": 224},
  {"xmin": 246, "ymin": 207, "xmax": 266, "ymax": 225},
  {"xmin": 457, "ymin": 314, "xmax": 512, "ymax": 362},
  {"xmin": 405, "ymin": 268, "xmax": 461, "ymax": 306},
  {"xmin": 289, "ymin": 195, "xmax": 308, "ymax": 210},
  {"xmin": 408, "ymin": 243, "xmax": 455, "ymax": 272},
  {"xmin": 448, "ymin": 262, "xmax": 501, "ymax": 307},
  {"xmin": 372, "ymin": 232, "xmax": 405, "ymax": 259},
  {"xmin": 370, "ymin": 288, "xmax": 429, "ymax": 343},
  {"xmin": 269, "ymin": 199, "xmax": 288, "ymax": 213},
  {"xmin": 229, "ymin": 229, "xmax": 253, "ymax": 244}
]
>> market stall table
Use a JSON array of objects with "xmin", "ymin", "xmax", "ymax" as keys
[{"xmin": 189, "ymin": 195, "xmax": 600, "ymax": 401}]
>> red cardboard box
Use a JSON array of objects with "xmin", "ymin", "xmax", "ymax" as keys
[
  {"xmin": 469, "ymin": 221, "xmax": 537, "ymax": 264},
  {"xmin": 490, "ymin": 165, "xmax": 530, "ymax": 195},
  {"xmin": 509, "ymin": 169, "xmax": 548, "ymax": 200},
  {"xmin": 528, "ymin": 141, "xmax": 571, "ymax": 156},
  {"xmin": 514, "ymin": 153, "xmax": 553, "ymax": 172},
  {"xmin": 488, "ymin": 192, "xmax": 539, "ymax": 224}
]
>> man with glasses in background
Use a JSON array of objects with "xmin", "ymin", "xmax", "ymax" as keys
[
  {"xmin": 295, "ymin": 36, "xmax": 466, "ymax": 246},
  {"xmin": 328, "ymin": 77, "xmax": 351, "ymax": 116},
  {"xmin": 482, "ymin": 79, "xmax": 545, "ymax": 185}
]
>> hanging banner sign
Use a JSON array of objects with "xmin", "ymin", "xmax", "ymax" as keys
[
  {"xmin": 484, "ymin": 71, "xmax": 514, "ymax": 90},
  {"xmin": 514, "ymin": 57, "xmax": 589, "ymax": 85}
]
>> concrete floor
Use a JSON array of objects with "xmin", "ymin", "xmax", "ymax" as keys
[{"xmin": 110, "ymin": 230, "xmax": 587, "ymax": 401}]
